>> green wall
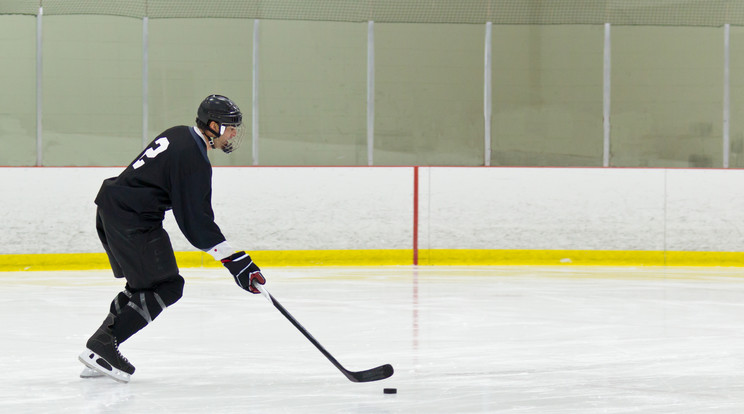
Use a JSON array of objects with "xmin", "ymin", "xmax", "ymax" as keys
[
  {"xmin": 491, "ymin": 25, "xmax": 604, "ymax": 166},
  {"xmin": 0, "ymin": 15, "xmax": 36, "ymax": 166},
  {"xmin": 0, "ymin": 14, "xmax": 739, "ymax": 167}
]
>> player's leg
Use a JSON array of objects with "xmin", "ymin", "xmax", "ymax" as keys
[
  {"xmin": 78, "ymin": 284, "xmax": 141, "ymax": 378},
  {"xmin": 80, "ymin": 275, "xmax": 185, "ymax": 382},
  {"xmin": 81, "ymin": 212, "xmax": 183, "ymax": 382},
  {"xmin": 111, "ymin": 223, "xmax": 184, "ymax": 342}
]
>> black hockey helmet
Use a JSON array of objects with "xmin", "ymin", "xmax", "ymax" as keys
[{"xmin": 196, "ymin": 94, "xmax": 245, "ymax": 153}]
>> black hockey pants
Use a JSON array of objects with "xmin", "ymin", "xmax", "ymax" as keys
[{"xmin": 96, "ymin": 207, "xmax": 179, "ymax": 290}]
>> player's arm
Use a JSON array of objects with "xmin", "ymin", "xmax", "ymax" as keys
[{"xmin": 170, "ymin": 152, "xmax": 266, "ymax": 293}]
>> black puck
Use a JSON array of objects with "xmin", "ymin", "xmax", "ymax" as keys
[{"xmin": 383, "ymin": 388, "xmax": 397, "ymax": 394}]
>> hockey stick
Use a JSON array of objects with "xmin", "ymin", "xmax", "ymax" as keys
[{"xmin": 253, "ymin": 282, "xmax": 394, "ymax": 383}]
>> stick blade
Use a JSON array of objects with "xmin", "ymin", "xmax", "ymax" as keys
[{"xmin": 346, "ymin": 364, "xmax": 394, "ymax": 383}]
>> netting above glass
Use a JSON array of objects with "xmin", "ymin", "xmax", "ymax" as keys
[{"xmin": 4, "ymin": 0, "xmax": 744, "ymax": 27}]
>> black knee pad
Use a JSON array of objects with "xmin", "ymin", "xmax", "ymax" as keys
[
  {"xmin": 153, "ymin": 275, "xmax": 185, "ymax": 307},
  {"xmin": 126, "ymin": 275, "xmax": 184, "ymax": 324}
]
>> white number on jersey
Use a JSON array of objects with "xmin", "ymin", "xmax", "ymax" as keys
[{"xmin": 132, "ymin": 137, "xmax": 170, "ymax": 169}]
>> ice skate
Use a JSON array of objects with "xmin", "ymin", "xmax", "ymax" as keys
[{"xmin": 78, "ymin": 314, "xmax": 135, "ymax": 383}]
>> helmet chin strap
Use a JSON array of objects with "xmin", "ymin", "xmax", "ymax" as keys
[{"xmin": 205, "ymin": 123, "xmax": 221, "ymax": 149}]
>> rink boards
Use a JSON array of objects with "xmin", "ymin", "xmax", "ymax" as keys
[{"xmin": 2, "ymin": 166, "xmax": 744, "ymax": 269}]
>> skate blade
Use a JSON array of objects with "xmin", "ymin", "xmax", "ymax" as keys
[
  {"xmin": 78, "ymin": 350, "xmax": 131, "ymax": 384},
  {"xmin": 80, "ymin": 366, "xmax": 105, "ymax": 378}
]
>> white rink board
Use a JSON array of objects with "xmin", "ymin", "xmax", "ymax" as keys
[
  {"xmin": 419, "ymin": 167, "xmax": 667, "ymax": 251},
  {"xmin": 209, "ymin": 167, "xmax": 413, "ymax": 251},
  {"xmin": 3, "ymin": 167, "xmax": 744, "ymax": 254},
  {"xmin": 419, "ymin": 167, "xmax": 744, "ymax": 252},
  {"xmin": 664, "ymin": 169, "xmax": 744, "ymax": 251}
]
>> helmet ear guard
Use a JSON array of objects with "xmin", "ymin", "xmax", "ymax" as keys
[{"xmin": 196, "ymin": 94, "xmax": 244, "ymax": 153}]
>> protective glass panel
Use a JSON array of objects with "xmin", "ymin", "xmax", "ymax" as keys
[
  {"xmin": 611, "ymin": 26, "xmax": 722, "ymax": 168},
  {"xmin": 375, "ymin": 23, "xmax": 484, "ymax": 166},
  {"xmin": 729, "ymin": 26, "xmax": 744, "ymax": 168},
  {"xmin": 42, "ymin": 15, "xmax": 142, "ymax": 166},
  {"xmin": 0, "ymin": 15, "xmax": 36, "ymax": 166},
  {"xmin": 148, "ymin": 18, "xmax": 253, "ymax": 166},
  {"xmin": 490, "ymin": 25, "xmax": 604, "ymax": 167},
  {"xmin": 258, "ymin": 20, "xmax": 366, "ymax": 166}
]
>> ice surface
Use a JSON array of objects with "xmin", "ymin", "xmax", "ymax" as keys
[{"xmin": 1, "ymin": 266, "xmax": 744, "ymax": 413}]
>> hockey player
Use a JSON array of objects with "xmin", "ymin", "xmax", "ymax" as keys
[{"xmin": 78, "ymin": 95, "xmax": 266, "ymax": 383}]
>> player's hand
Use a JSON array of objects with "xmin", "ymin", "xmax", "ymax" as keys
[{"xmin": 221, "ymin": 251, "xmax": 266, "ymax": 294}]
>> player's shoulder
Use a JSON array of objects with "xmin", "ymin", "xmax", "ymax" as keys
[
  {"xmin": 157, "ymin": 125, "xmax": 210, "ymax": 165},
  {"xmin": 157, "ymin": 125, "xmax": 192, "ymax": 141},
  {"xmin": 155, "ymin": 126, "xmax": 199, "ymax": 150}
]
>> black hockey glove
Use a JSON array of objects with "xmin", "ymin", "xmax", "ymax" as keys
[{"xmin": 221, "ymin": 251, "xmax": 266, "ymax": 294}]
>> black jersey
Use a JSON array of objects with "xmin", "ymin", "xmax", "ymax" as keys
[{"xmin": 95, "ymin": 126, "xmax": 226, "ymax": 251}]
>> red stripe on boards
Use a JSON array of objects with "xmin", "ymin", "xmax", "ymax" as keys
[{"xmin": 413, "ymin": 166, "xmax": 419, "ymax": 265}]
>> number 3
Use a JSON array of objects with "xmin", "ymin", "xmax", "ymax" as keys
[{"xmin": 133, "ymin": 137, "xmax": 170, "ymax": 169}]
